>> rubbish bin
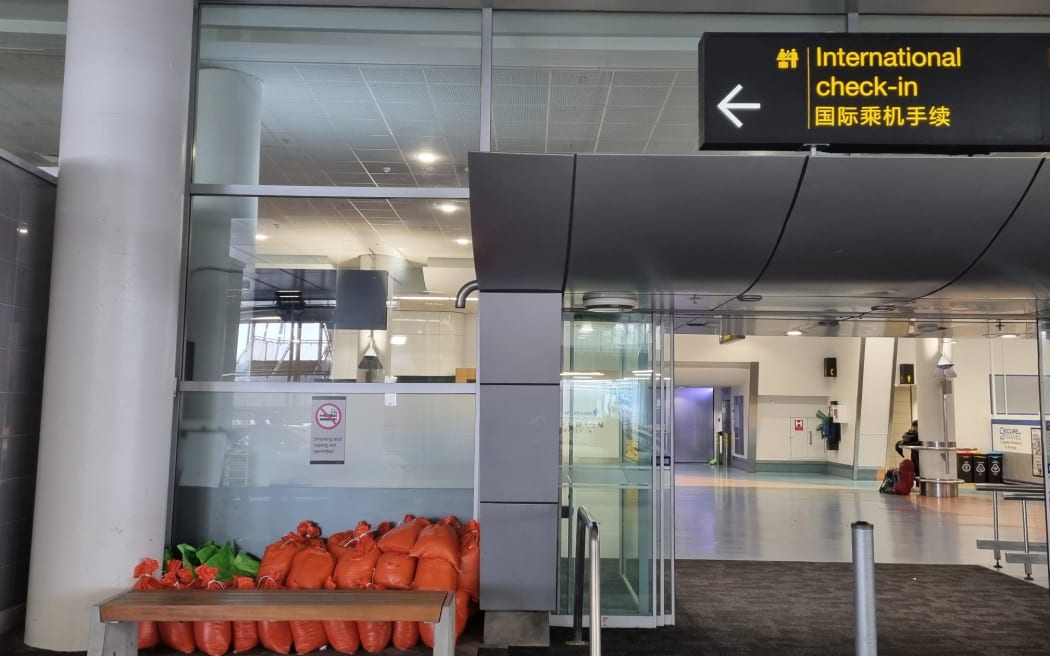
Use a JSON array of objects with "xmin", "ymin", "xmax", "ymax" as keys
[
  {"xmin": 957, "ymin": 450, "xmax": 974, "ymax": 483},
  {"xmin": 973, "ymin": 452, "xmax": 988, "ymax": 484},
  {"xmin": 988, "ymin": 451, "xmax": 1004, "ymax": 484}
]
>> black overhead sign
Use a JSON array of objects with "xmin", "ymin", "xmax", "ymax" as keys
[{"xmin": 698, "ymin": 34, "xmax": 1050, "ymax": 151}]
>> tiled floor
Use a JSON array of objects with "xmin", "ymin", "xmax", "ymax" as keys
[{"xmin": 674, "ymin": 464, "xmax": 1050, "ymax": 588}]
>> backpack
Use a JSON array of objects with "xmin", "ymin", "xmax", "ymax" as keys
[
  {"xmin": 893, "ymin": 458, "xmax": 916, "ymax": 495},
  {"xmin": 879, "ymin": 468, "xmax": 898, "ymax": 494}
]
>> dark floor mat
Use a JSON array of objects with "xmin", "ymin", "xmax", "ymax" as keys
[{"xmin": 3, "ymin": 560, "xmax": 1048, "ymax": 655}]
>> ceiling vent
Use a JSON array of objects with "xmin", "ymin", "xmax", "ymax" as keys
[{"xmin": 582, "ymin": 292, "xmax": 638, "ymax": 313}]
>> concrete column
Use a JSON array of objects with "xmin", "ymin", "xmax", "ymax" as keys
[
  {"xmin": 477, "ymin": 292, "xmax": 561, "ymax": 646},
  {"xmin": 23, "ymin": 0, "xmax": 194, "ymax": 650}
]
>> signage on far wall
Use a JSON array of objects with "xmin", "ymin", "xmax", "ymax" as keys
[{"xmin": 698, "ymin": 33, "xmax": 1050, "ymax": 151}]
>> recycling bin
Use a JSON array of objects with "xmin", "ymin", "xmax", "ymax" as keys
[
  {"xmin": 957, "ymin": 450, "xmax": 974, "ymax": 483},
  {"xmin": 987, "ymin": 451, "xmax": 1004, "ymax": 484},
  {"xmin": 973, "ymin": 452, "xmax": 988, "ymax": 484}
]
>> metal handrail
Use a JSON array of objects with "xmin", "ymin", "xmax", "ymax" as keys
[{"xmin": 569, "ymin": 506, "xmax": 601, "ymax": 655}]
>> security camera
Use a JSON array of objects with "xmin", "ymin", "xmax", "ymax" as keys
[{"xmin": 936, "ymin": 354, "xmax": 954, "ymax": 369}]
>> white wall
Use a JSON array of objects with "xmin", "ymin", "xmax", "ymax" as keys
[
  {"xmin": 675, "ymin": 335, "xmax": 862, "ymax": 466},
  {"xmin": 856, "ymin": 338, "xmax": 895, "ymax": 469},
  {"xmin": 948, "ymin": 336, "xmax": 1037, "ymax": 451}
]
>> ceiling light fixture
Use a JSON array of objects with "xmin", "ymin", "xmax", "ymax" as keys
[
  {"xmin": 1001, "ymin": 333, "xmax": 1018, "ymax": 339},
  {"xmin": 16, "ymin": 225, "xmax": 29, "ymax": 235},
  {"xmin": 436, "ymin": 202, "xmax": 459, "ymax": 214},
  {"xmin": 256, "ymin": 234, "xmax": 268, "ymax": 241},
  {"xmin": 454, "ymin": 238, "xmax": 471, "ymax": 245},
  {"xmin": 390, "ymin": 335, "xmax": 407, "ymax": 346},
  {"xmin": 582, "ymin": 292, "xmax": 638, "ymax": 312},
  {"xmin": 415, "ymin": 151, "xmax": 439, "ymax": 164},
  {"xmin": 251, "ymin": 316, "xmax": 282, "ymax": 322},
  {"xmin": 560, "ymin": 371, "xmax": 603, "ymax": 377},
  {"xmin": 786, "ymin": 329, "xmax": 803, "ymax": 336}
]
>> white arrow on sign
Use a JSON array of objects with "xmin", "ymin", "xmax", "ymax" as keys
[{"xmin": 717, "ymin": 84, "xmax": 761, "ymax": 129}]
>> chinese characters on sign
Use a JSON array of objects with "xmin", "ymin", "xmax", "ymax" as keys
[{"xmin": 812, "ymin": 105, "xmax": 950, "ymax": 128}]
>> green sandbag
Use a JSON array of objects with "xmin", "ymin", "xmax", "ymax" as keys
[{"xmin": 232, "ymin": 551, "xmax": 261, "ymax": 579}]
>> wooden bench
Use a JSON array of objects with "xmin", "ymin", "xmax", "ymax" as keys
[{"xmin": 88, "ymin": 589, "xmax": 456, "ymax": 656}]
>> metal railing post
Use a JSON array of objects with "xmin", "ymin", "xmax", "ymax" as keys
[
  {"xmin": 569, "ymin": 507, "xmax": 601, "ymax": 655},
  {"xmin": 852, "ymin": 521, "xmax": 878, "ymax": 656}
]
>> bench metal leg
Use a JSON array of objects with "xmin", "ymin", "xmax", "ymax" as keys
[
  {"xmin": 88, "ymin": 605, "xmax": 137, "ymax": 656},
  {"xmin": 992, "ymin": 492, "xmax": 1002, "ymax": 568},
  {"xmin": 432, "ymin": 591, "xmax": 456, "ymax": 656}
]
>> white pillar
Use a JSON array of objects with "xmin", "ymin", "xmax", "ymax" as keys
[
  {"xmin": 916, "ymin": 338, "xmax": 956, "ymax": 479},
  {"xmin": 24, "ymin": 0, "xmax": 194, "ymax": 650}
]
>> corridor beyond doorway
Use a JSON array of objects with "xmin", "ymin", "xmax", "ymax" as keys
[{"xmin": 674, "ymin": 465, "xmax": 1049, "ymax": 588}]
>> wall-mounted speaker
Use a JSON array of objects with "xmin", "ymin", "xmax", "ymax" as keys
[
  {"xmin": 823, "ymin": 357, "xmax": 837, "ymax": 378},
  {"xmin": 899, "ymin": 363, "xmax": 915, "ymax": 385}
]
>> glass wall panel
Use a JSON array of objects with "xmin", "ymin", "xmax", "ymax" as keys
[
  {"xmin": 173, "ymin": 390, "xmax": 475, "ymax": 554},
  {"xmin": 0, "ymin": 0, "xmax": 65, "ymax": 168},
  {"xmin": 492, "ymin": 11, "xmax": 840, "ymax": 154},
  {"xmin": 559, "ymin": 314, "xmax": 655, "ymax": 617},
  {"xmin": 195, "ymin": 5, "xmax": 480, "ymax": 187},
  {"xmin": 184, "ymin": 196, "xmax": 476, "ymax": 383}
]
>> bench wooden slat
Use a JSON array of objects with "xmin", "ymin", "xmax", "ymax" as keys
[{"xmin": 99, "ymin": 590, "xmax": 450, "ymax": 623}]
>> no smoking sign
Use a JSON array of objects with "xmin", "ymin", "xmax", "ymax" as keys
[{"xmin": 311, "ymin": 396, "xmax": 347, "ymax": 464}]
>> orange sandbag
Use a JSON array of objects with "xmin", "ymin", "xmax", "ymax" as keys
[
  {"xmin": 377, "ymin": 515, "xmax": 429, "ymax": 554},
  {"xmin": 287, "ymin": 546, "xmax": 335, "ymax": 590},
  {"xmin": 289, "ymin": 618, "xmax": 327, "ymax": 655},
  {"xmin": 358, "ymin": 585, "xmax": 392, "ymax": 653},
  {"xmin": 158, "ymin": 561, "xmax": 196, "ymax": 654},
  {"xmin": 132, "ymin": 558, "xmax": 163, "ymax": 649},
  {"xmin": 256, "ymin": 577, "xmax": 293, "ymax": 654},
  {"xmin": 333, "ymin": 532, "xmax": 379, "ymax": 589},
  {"xmin": 231, "ymin": 576, "xmax": 259, "ymax": 654},
  {"xmin": 459, "ymin": 520, "xmax": 480, "ymax": 602},
  {"xmin": 193, "ymin": 565, "xmax": 232, "ymax": 656},
  {"xmin": 322, "ymin": 579, "xmax": 361, "ymax": 654},
  {"xmin": 393, "ymin": 620, "xmax": 420, "ymax": 650},
  {"xmin": 412, "ymin": 558, "xmax": 458, "ymax": 592},
  {"xmin": 286, "ymin": 545, "xmax": 333, "ymax": 654},
  {"xmin": 328, "ymin": 521, "xmax": 372, "ymax": 561},
  {"xmin": 258, "ymin": 535, "xmax": 306, "ymax": 585},
  {"xmin": 409, "ymin": 522, "xmax": 460, "ymax": 568},
  {"xmin": 418, "ymin": 589, "xmax": 470, "ymax": 648},
  {"xmin": 373, "ymin": 551, "xmax": 417, "ymax": 590}
]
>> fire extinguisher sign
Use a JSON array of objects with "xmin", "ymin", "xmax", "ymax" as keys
[{"xmin": 311, "ymin": 395, "xmax": 347, "ymax": 464}]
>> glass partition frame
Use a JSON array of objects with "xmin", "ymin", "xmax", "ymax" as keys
[{"xmin": 556, "ymin": 310, "xmax": 674, "ymax": 628}]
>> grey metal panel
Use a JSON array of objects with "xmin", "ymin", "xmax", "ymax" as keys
[
  {"xmin": 479, "ymin": 385, "xmax": 560, "ymax": 503},
  {"xmin": 469, "ymin": 152, "xmax": 574, "ymax": 292},
  {"xmin": 478, "ymin": 502, "xmax": 558, "ymax": 611},
  {"xmin": 751, "ymin": 156, "xmax": 1040, "ymax": 298},
  {"xmin": 939, "ymin": 159, "xmax": 1050, "ymax": 298},
  {"xmin": 479, "ymin": 292, "xmax": 563, "ymax": 385},
  {"xmin": 567, "ymin": 154, "xmax": 806, "ymax": 295}
]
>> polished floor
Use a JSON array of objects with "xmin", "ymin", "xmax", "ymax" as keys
[{"xmin": 674, "ymin": 464, "xmax": 1050, "ymax": 587}]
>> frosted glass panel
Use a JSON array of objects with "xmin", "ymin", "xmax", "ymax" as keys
[{"xmin": 172, "ymin": 391, "xmax": 475, "ymax": 553}]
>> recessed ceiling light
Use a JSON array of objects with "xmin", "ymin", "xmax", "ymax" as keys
[
  {"xmin": 870, "ymin": 304, "xmax": 897, "ymax": 312},
  {"xmin": 786, "ymin": 329, "xmax": 803, "ymax": 336},
  {"xmin": 390, "ymin": 335, "xmax": 407, "ymax": 346},
  {"xmin": 16, "ymin": 225, "xmax": 29, "ymax": 235},
  {"xmin": 256, "ymin": 234, "xmax": 268, "ymax": 241},
  {"xmin": 1001, "ymin": 333, "xmax": 1017, "ymax": 339},
  {"xmin": 436, "ymin": 202, "xmax": 459, "ymax": 214},
  {"xmin": 415, "ymin": 151, "xmax": 439, "ymax": 164},
  {"xmin": 454, "ymin": 238, "xmax": 471, "ymax": 245}
]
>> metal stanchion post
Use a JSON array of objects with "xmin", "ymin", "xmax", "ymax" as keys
[{"xmin": 852, "ymin": 521, "xmax": 878, "ymax": 656}]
